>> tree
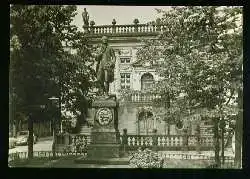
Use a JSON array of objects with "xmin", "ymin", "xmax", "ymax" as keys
[
  {"xmin": 10, "ymin": 5, "xmax": 95, "ymax": 158},
  {"xmin": 135, "ymin": 6, "xmax": 242, "ymax": 168}
]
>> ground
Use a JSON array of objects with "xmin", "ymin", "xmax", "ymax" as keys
[
  {"xmin": 8, "ymin": 136, "xmax": 235, "ymax": 168},
  {"xmin": 9, "ymin": 137, "xmax": 53, "ymax": 154},
  {"xmin": 8, "ymin": 156, "xmax": 234, "ymax": 168}
]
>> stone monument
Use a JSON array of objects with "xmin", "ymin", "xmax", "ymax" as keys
[{"xmin": 76, "ymin": 36, "xmax": 125, "ymax": 165}]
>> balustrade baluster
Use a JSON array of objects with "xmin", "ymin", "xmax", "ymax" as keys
[
  {"xmin": 147, "ymin": 25, "xmax": 150, "ymax": 32},
  {"xmin": 157, "ymin": 137, "xmax": 161, "ymax": 146},
  {"xmin": 139, "ymin": 26, "xmax": 142, "ymax": 32},
  {"xmin": 129, "ymin": 26, "xmax": 132, "ymax": 33},
  {"xmin": 136, "ymin": 137, "xmax": 140, "ymax": 146},
  {"xmin": 149, "ymin": 137, "xmax": 153, "ymax": 146},
  {"xmin": 144, "ymin": 137, "xmax": 148, "ymax": 146},
  {"xmin": 180, "ymin": 136, "xmax": 183, "ymax": 146},
  {"xmin": 137, "ymin": 26, "xmax": 140, "ymax": 32},
  {"xmin": 178, "ymin": 136, "xmax": 181, "ymax": 146},
  {"xmin": 140, "ymin": 137, "xmax": 144, "ymax": 146},
  {"xmin": 127, "ymin": 136, "xmax": 131, "ymax": 146},
  {"xmin": 153, "ymin": 25, "xmax": 156, "ymax": 32},
  {"xmin": 132, "ymin": 26, "xmax": 135, "ymax": 33},
  {"xmin": 156, "ymin": 137, "xmax": 160, "ymax": 146},
  {"xmin": 164, "ymin": 136, "xmax": 168, "ymax": 146},
  {"xmin": 162, "ymin": 136, "xmax": 166, "ymax": 147},
  {"xmin": 132, "ymin": 137, "xmax": 135, "ymax": 146},
  {"xmin": 142, "ymin": 26, "xmax": 145, "ymax": 32},
  {"xmin": 170, "ymin": 136, "xmax": 174, "ymax": 146}
]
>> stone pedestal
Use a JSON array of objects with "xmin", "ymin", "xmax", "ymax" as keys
[{"xmin": 86, "ymin": 96, "xmax": 121, "ymax": 158}]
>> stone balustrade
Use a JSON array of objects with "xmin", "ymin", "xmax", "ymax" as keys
[
  {"xmin": 55, "ymin": 133, "xmax": 225, "ymax": 152},
  {"xmin": 128, "ymin": 91, "xmax": 162, "ymax": 103},
  {"xmin": 122, "ymin": 134, "xmax": 215, "ymax": 150},
  {"xmin": 83, "ymin": 24, "xmax": 167, "ymax": 35}
]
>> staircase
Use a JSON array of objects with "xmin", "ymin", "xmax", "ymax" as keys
[{"xmin": 80, "ymin": 125, "xmax": 92, "ymax": 135}]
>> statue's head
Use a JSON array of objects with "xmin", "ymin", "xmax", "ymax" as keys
[
  {"xmin": 84, "ymin": 8, "xmax": 86, "ymax": 11},
  {"xmin": 101, "ymin": 36, "xmax": 108, "ymax": 44}
]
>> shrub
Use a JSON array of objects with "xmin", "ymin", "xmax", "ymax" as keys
[{"xmin": 129, "ymin": 148, "xmax": 164, "ymax": 168}]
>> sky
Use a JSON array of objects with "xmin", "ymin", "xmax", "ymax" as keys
[{"xmin": 72, "ymin": 6, "xmax": 170, "ymax": 29}]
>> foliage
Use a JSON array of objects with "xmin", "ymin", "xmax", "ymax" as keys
[
  {"xmin": 129, "ymin": 148, "xmax": 164, "ymax": 168},
  {"xmin": 134, "ymin": 6, "xmax": 242, "ymax": 167},
  {"xmin": 10, "ymin": 5, "xmax": 95, "ymax": 129},
  {"xmin": 136, "ymin": 6, "xmax": 242, "ymax": 124}
]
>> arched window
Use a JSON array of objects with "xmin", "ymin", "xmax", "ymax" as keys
[{"xmin": 141, "ymin": 73, "xmax": 154, "ymax": 91}]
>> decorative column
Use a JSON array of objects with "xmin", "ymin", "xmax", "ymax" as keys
[
  {"xmin": 133, "ymin": 18, "xmax": 139, "ymax": 32},
  {"xmin": 156, "ymin": 18, "xmax": 161, "ymax": 31},
  {"xmin": 112, "ymin": 19, "xmax": 116, "ymax": 33}
]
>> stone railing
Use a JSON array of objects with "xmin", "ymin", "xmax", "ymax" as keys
[
  {"xmin": 84, "ymin": 24, "xmax": 167, "ymax": 35},
  {"xmin": 8, "ymin": 151, "xmax": 86, "ymax": 162},
  {"xmin": 55, "ymin": 133, "xmax": 228, "ymax": 153},
  {"xmin": 56, "ymin": 134, "xmax": 91, "ymax": 153},
  {"xmin": 125, "ymin": 91, "xmax": 162, "ymax": 103},
  {"xmin": 121, "ymin": 135, "xmax": 214, "ymax": 151}
]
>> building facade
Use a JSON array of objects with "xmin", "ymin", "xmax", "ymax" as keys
[{"xmin": 82, "ymin": 20, "xmax": 213, "ymax": 137}]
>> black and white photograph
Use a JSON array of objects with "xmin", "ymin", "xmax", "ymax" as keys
[{"xmin": 9, "ymin": 5, "xmax": 243, "ymax": 168}]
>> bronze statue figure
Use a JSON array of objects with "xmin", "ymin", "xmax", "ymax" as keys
[
  {"xmin": 82, "ymin": 8, "xmax": 89, "ymax": 26},
  {"xmin": 95, "ymin": 36, "xmax": 116, "ymax": 96}
]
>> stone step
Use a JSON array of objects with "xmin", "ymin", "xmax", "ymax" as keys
[{"xmin": 80, "ymin": 126, "xmax": 92, "ymax": 134}]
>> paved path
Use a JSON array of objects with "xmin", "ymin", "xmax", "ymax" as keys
[{"xmin": 9, "ymin": 139, "xmax": 53, "ymax": 154}]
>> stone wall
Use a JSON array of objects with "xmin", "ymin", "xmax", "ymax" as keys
[{"xmin": 118, "ymin": 104, "xmax": 137, "ymax": 134}]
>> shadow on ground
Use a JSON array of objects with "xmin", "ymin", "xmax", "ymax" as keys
[{"xmin": 9, "ymin": 156, "xmax": 222, "ymax": 168}]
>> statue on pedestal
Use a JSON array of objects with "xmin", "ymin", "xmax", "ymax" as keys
[
  {"xmin": 95, "ymin": 36, "xmax": 116, "ymax": 97},
  {"xmin": 82, "ymin": 8, "xmax": 89, "ymax": 26}
]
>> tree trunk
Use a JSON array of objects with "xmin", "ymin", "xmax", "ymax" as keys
[
  {"xmin": 234, "ymin": 88, "xmax": 243, "ymax": 168},
  {"xmin": 214, "ymin": 117, "xmax": 220, "ymax": 167},
  {"xmin": 13, "ymin": 122, "xmax": 16, "ymax": 137},
  {"xmin": 28, "ymin": 114, "xmax": 34, "ymax": 159},
  {"xmin": 221, "ymin": 123, "xmax": 225, "ymax": 165}
]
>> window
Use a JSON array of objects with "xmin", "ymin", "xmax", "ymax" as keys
[
  {"xmin": 141, "ymin": 73, "xmax": 154, "ymax": 91},
  {"xmin": 138, "ymin": 111, "xmax": 155, "ymax": 135},
  {"xmin": 120, "ymin": 73, "xmax": 131, "ymax": 89},
  {"xmin": 120, "ymin": 57, "xmax": 131, "ymax": 64}
]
